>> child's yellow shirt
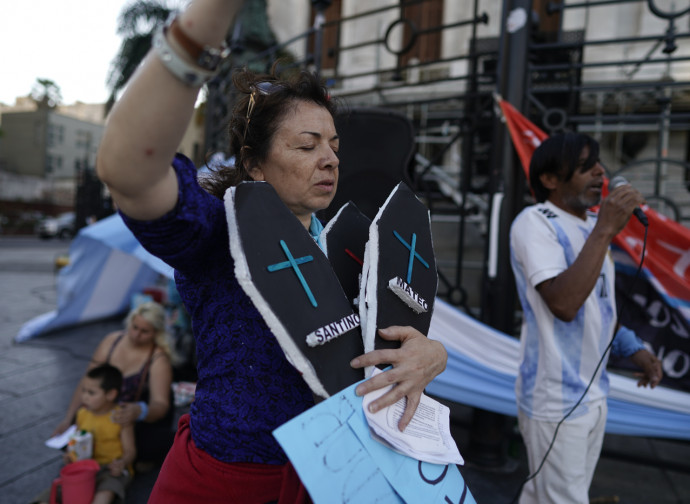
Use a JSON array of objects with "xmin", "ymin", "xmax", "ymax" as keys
[{"xmin": 76, "ymin": 407, "xmax": 123, "ymax": 466}]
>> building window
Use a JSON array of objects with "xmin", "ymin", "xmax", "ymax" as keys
[
  {"xmin": 400, "ymin": 0, "xmax": 443, "ymax": 67},
  {"xmin": 532, "ymin": 0, "xmax": 562, "ymax": 41},
  {"xmin": 46, "ymin": 155, "xmax": 53, "ymax": 174},
  {"xmin": 309, "ymin": 0, "xmax": 342, "ymax": 71},
  {"xmin": 47, "ymin": 125, "xmax": 55, "ymax": 148},
  {"xmin": 75, "ymin": 130, "xmax": 92, "ymax": 149}
]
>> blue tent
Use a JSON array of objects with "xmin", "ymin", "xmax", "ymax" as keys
[{"xmin": 16, "ymin": 214, "xmax": 172, "ymax": 342}]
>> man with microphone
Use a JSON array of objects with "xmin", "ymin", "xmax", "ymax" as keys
[{"xmin": 509, "ymin": 132, "xmax": 662, "ymax": 504}]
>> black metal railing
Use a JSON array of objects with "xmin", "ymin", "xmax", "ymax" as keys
[{"xmin": 206, "ymin": 0, "xmax": 690, "ymax": 316}]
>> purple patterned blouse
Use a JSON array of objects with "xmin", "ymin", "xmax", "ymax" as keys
[{"xmin": 120, "ymin": 154, "xmax": 314, "ymax": 464}]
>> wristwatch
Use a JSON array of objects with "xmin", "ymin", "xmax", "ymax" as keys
[
  {"xmin": 153, "ymin": 13, "xmax": 231, "ymax": 87},
  {"xmin": 167, "ymin": 15, "xmax": 230, "ymax": 72}
]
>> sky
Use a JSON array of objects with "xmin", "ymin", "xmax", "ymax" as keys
[{"xmin": 0, "ymin": 0, "xmax": 157, "ymax": 106}]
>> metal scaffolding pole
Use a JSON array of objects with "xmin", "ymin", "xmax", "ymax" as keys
[{"xmin": 469, "ymin": 0, "xmax": 532, "ymax": 469}]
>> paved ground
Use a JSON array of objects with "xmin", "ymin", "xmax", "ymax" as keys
[{"xmin": 1, "ymin": 236, "xmax": 689, "ymax": 503}]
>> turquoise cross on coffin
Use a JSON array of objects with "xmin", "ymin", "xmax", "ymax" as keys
[
  {"xmin": 267, "ymin": 240, "xmax": 318, "ymax": 308},
  {"xmin": 393, "ymin": 230, "xmax": 430, "ymax": 283}
]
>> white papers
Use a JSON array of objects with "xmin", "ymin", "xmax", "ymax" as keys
[
  {"xmin": 362, "ymin": 369, "xmax": 464, "ymax": 465},
  {"xmin": 45, "ymin": 424, "xmax": 77, "ymax": 449}
]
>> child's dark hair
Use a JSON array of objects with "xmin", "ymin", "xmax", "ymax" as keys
[{"xmin": 87, "ymin": 364, "xmax": 123, "ymax": 399}]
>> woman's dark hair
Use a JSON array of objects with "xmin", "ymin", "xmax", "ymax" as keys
[
  {"xmin": 87, "ymin": 363, "xmax": 123, "ymax": 398},
  {"xmin": 529, "ymin": 132, "xmax": 600, "ymax": 203},
  {"xmin": 200, "ymin": 66, "xmax": 338, "ymax": 199}
]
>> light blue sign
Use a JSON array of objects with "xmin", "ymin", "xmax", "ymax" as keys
[{"xmin": 273, "ymin": 381, "xmax": 475, "ymax": 503}]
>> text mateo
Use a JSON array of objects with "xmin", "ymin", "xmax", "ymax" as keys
[
  {"xmin": 388, "ymin": 276, "xmax": 428, "ymax": 313},
  {"xmin": 306, "ymin": 313, "xmax": 361, "ymax": 347}
]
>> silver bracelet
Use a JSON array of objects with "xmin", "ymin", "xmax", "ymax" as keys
[{"xmin": 152, "ymin": 24, "xmax": 217, "ymax": 87}]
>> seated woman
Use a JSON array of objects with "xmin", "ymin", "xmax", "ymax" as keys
[{"xmin": 53, "ymin": 301, "xmax": 174, "ymax": 466}]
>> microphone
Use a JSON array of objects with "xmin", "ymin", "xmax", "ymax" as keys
[{"xmin": 609, "ymin": 176, "xmax": 648, "ymax": 226}]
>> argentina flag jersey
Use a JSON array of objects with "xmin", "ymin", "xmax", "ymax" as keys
[{"xmin": 510, "ymin": 200, "xmax": 616, "ymax": 421}]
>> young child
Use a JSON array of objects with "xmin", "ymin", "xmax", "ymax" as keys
[{"xmin": 37, "ymin": 364, "xmax": 136, "ymax": 504}]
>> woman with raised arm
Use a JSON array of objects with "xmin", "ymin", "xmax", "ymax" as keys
[{"xmin": 97, "ymin": 0, "xmax": 446, "ymax": 501}]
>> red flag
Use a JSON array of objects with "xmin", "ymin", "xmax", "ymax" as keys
[{"xmin": 497, "ymin": 96, "xmax": 548, "ymax": 176}]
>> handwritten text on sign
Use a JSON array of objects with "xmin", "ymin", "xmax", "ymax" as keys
[{"xmin": 273, "ymin": 380, "xmax": 475, "ymax": 503}]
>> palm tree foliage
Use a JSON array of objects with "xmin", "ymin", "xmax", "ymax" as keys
[
  {"xmin": 104, "ymin": 0, "xmax": 291, "ymax": 153},
  {"xmin": 105, "ymin": 0, "xmax": 177, "ymax": 112},
  {"xmin": 31, "ymin": 78, "xmax": 62, "ymax": 108},
  {"xmin": 105, "ymin": 0, "xmax": 288, "ymax": 115}
]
